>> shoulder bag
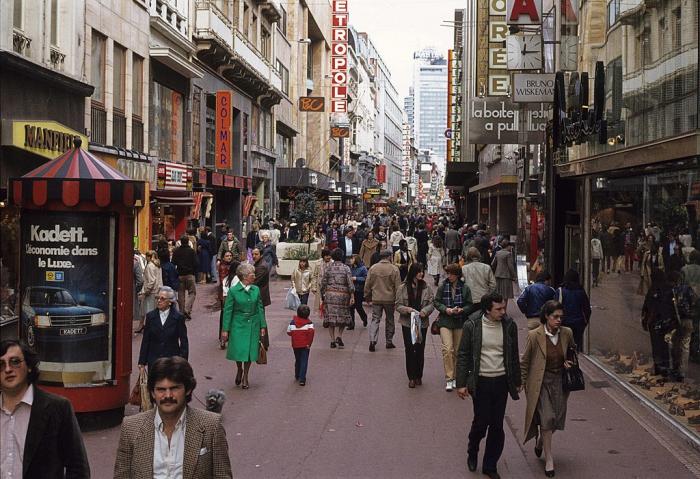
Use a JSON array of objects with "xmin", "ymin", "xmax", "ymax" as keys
[
  {"xmin": 562, "ymin": 346, "xmax": 585, "ymax": 392},
  {"xmin": 430, "ymin": 319, "xmax": 440, "ymax": 335}
]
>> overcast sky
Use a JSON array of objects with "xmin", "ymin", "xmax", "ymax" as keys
[{"xmin": 348, "ymin": 0, "xmax": 467, "ymax": 100}]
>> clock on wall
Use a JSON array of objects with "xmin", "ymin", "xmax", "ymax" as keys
[
  {"xmin": 560, "ymin": 35, "xmax": 578, "ymax": 71},
  {"xmin": 506, "ymin": 34, "xmax": 543, "ymax": 70}
]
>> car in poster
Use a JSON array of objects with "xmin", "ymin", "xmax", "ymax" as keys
[{"xmin": 20, "ymin": 286, "xmax": 108, "ymax": 363}]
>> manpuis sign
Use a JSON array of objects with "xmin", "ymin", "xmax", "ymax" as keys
[{"xmin": 331, "ymin": 0, "xmax": 349, "ymax": 113}]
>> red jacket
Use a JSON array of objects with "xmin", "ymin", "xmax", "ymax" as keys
[{"xmin": 287, "ymin": 316, "xmax": 315, "ymax": 349}]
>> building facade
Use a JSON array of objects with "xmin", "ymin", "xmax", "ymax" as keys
[{"xmin": 412, "ymin": 48, "xmax": 448, "ymax": 168}]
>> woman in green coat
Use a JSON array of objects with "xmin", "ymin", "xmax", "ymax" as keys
[{"xmin": 221, "ymin": 263, "xmax": 268, "ymax": 389}]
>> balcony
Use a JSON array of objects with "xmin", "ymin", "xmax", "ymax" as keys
[
  {"xmin": 218, "ymin": 31, "xmax": 283, "ymax": 108},
  {"xmin": 194, "ymin": 1, "xmax": 235, "ymax": 68},
  {"xmin": 255, "ymin": 0, "xmax": 283, "ymax": 23},
  {"xmin": 149, "ymin": 0, "xmax": 192, "ymax": 52}
]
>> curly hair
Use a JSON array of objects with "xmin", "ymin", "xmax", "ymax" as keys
[{"xmin": 147, "ymin": 356, "xmax": 197, "ymax": 403}]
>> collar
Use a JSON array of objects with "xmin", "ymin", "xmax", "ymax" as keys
[
  {"xmin": 1, "ymin": 384, "xmax": 34, "ymax": 413},
  {"xmin": 544, "ymin": 325, "xmax": 560, "ymax": 339},
  {"xmin": 154, "ymin": 406, "xmax": 186, "ymax": 432}
]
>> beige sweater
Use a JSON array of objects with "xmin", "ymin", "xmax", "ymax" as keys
[{"xmin": 480, "ymin": 316, "xmax": 505, "ymax": 377}]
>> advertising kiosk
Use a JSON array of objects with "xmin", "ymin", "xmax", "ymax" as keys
[{"xmin": 9, "ymin": 139, "xmax": 144, "ymax": 427}]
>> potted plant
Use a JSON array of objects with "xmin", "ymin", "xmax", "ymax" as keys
[{"xmin": 275, "ymin": 190, "xmax": 324, "ymax": 276}]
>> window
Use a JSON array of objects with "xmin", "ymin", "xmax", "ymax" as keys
[
  {"xmin": 13, "ymin": 0, "xmax": 22, "ymax": 29},
  {"xmin": 91, "ymin": 31, "xmax": 106, "ymax": 103},
  {"xmin": 261, "ymin": 27, "xmax": 271, "ymax": 60},
  {"xmin": 672, "ymin": 8, "xmax": 682, "ymax": 50},
  {"xmin": 150, "ymin": 81, "xmax": 184, "ymax": 162},
  {"xmin": 113, "ymin": 43, "xmax": 126, "ymax": 111},
  {"xmin": 658, "ymin": 17, "xmax": 666, "ymax": 56},
  {"xmin": 243, "ymin": 4, "xmax": 250, "ymax": 37},
  {"xmin": 205, "ymin": 96, "xmax": 216, "ymax": 166},
  {"xmin": 192, "ymin": 87, "xmax": 201, "ymax": 165},
  {"xmin": 276, "ymin": 60, "xmax": 289, "ymax": 95},
  {"xmin": 214, "ymin": 0, "xmax": 229, "ymax": 18},
  {"xmin": 607, "ymin": 0, "xmax": 619, "ymax": 28},
  {"xmin": 306, "ymin": 42, "xmax": 314, "ymax": 80},
  {"xmin": 279, "ymin": 6, "xmax": 287, "ymax": 36},
  {"xmin": 252, "ymin": 15, "xmax": 258, "ymax": 46},
  {"xmin": 132, "ymin": 55, "xmax": 143, "ymax": 118},
  {"xmin": 50, "ymin": 0, "xmax": 58, "ymax": 45}
]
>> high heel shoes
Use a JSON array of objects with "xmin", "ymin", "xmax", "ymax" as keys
[
  {"xmin": 535, "ymin": 445, "xmax": 543, "ymax": 458},
  {"xmin": 241, "ymin": 378, "xmax": 249, "ymax": 389},
  {"xmin": 545, "ymin": 469, "xmax": 555, "ymax": 477},
  {"xmin": 235, "ymin": 370, "xmax": 242, "ymax": 386}
]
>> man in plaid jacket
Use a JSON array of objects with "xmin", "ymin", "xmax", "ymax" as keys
[{"xmin": 114, "ymin": 356, "xmax": 232, "ymax": 479}]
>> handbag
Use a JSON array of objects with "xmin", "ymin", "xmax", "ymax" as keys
[
  {"xmin": 129, "ymin": 369, "xmax": 153, "ymax": 411},
  {"xmin": 562, "ymin": 346, "xmax": 585, "ymax": 392},
  {"xmin": 256, "ymin": 341, "xmax": 268, "ymax": 365},
  {"xmin": 430, "ymin": 319, "xmax": 440, "ymax": 335}
]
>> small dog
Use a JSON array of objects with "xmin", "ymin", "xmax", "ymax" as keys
[{"xmin": 205, "ymin": 389, "xmax": 226, "ymax": 413}]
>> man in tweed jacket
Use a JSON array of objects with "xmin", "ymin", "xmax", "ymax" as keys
[{"xmin": 114, "ymin": 357, "xmax": 232, "ymax": 479}]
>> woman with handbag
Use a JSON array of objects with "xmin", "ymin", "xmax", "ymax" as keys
[
  {"xmin": 221, "ymin": 263, "xmax": 268, "ymax": 389},
  {"xmin": 396, "ymin": 263, "xmax": 434, "ymax": 388},
  {"xmin": 520, "ymin": 300, "xmax": 575, "ymax": 477}
]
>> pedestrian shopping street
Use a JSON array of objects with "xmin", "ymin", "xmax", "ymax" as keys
[{"xmin": 81, "ymin": 279, "xmax": 699, "ymax": 478}]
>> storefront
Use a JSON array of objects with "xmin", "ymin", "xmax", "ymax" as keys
[{"xmin": 150, "ymin": 161, "xmax": 194, "ymax": 243}]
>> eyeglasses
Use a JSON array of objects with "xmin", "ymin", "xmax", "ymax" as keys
[
  {"xmin": 156, "ymin": 296, "xmax": 171, "ymax": 302},
  {"xmin": 0, "ymin": 358, "xmax": 24, "ymax": 370}
]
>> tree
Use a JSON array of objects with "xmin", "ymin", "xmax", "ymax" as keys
[{"xmin": 290, "ymin": 190, "xmax": 323, "ymax": 244}]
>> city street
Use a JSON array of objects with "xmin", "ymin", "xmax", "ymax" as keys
[{"xmin": 83, "ymin": 278, "xmax": 700, "ymax": 478}]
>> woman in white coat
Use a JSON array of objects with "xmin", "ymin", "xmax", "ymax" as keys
[
  {"xmin": 136, "ymin": 250, "xmax": 162, "ymax": 333},
  {"xmin": 427, "ymin": 235, "xmax": 445, "ymax": 286}
]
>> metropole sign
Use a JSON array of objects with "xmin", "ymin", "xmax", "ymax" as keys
[{"xmin": 331, "ymin": 1, "xmax": 349, "ymax": 113}]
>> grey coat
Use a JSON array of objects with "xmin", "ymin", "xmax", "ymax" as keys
[{"xmin": 492, "ymin": 248, "xmax": 516, "ymax": 280}]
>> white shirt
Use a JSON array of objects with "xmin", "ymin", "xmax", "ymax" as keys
[
  {"xmin": 222, "ymin": 276, "xmax": 240, "ymax": 297},
  {"xmin": 345, "ymin": 237, "xmax": 353, "ymax": 257},
  {"xmin": 153, "ymin": 408, "xmax": 186, "ymax": 479},
  {"xmin": 545, "ymin": 325, "xmax": 560, "ymax": 346},
  {"xmin": 0, "ymin": 385, "xmax": 34, "ymax": 479},
  {"xmin": 159, "ymin": 309, "xmax": 169, "ymax": 325}
]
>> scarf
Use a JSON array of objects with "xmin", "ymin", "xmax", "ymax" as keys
[{"xmin": 442, "ymin": 280, "xmax": 464, "ymax": 309}]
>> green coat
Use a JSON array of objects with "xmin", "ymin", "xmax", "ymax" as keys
[
  {"xmin": 433, "ymin": 280, "xmax": 473, "ymax": 329},
  {"xmin": 222, "ymin": 282, "xmax": 267, "ymax": 362}
]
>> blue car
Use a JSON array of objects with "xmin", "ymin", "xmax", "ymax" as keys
[{"xmin": 21, "ymin": 286, "xmax": 108, "ymax": 363}]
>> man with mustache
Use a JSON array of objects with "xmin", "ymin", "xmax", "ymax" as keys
[{"xmin": 114, "ymin": 356, "xmax": 232, "ymax": 478}]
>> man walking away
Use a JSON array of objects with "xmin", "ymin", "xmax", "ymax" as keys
[
  {"xmin": 517, "ymin": 271, "xmax": 556, "ymax": 330},
  {"xmin": 364, "ymin": 250, "xmax": 402, "ymax": 351},
  {"xmin": 114, "ymin": 356, "xmax": 232, "ymax": 478},
  {"xmin": 172, "ymin": 236, "xmax": 199, "ymax": 320},
  {"xmin": 1, "ymin": 340, "xmax": 90, "ymax": 478},
  {"xmin": 456, "ymin": 293, "xmax": 521, "ymax": 479},
  {"xmin": 445, "ymin": 224, "xmax": 461, "ymax": 264}
]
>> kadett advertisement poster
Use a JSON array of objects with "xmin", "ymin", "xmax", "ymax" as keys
[{"xmin": 20, "ymin": 211, "xmax": 115, "ymax": 386}]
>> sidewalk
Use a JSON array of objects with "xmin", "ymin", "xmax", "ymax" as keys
[{"xmin": 80, "ymin": 277, "xmax": 699, "ymax": 478}]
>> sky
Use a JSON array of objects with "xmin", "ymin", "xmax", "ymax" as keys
[{"xmin": 347, "ymin": 0, "xmax": 467, "ymax": 100}]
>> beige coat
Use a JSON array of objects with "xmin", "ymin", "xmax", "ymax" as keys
[
  {"xmin": 364, "ymin": 259, "xmax": 401, "ymax": 304},
  {"xmin": 520, "ymin": 324, "xmax": 574, "ymax": 443},
  {"xmin": 359, "ymin": 238, "xmax": 379, "ymax": 267},
  {"xmin": 291, "ymin": 268, "xmax": 312, "ymax": 295},
  {"xmin": 395, "ymin": 281, "xmax": 435, "ymax": 328}
]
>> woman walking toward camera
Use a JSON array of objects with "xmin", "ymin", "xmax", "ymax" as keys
[
  {"xmin": 320, "ymin": 248, "xmax": 355, "ymax": 349},
  {"xmin": 427, "ymin": 236, "xmax": 446, "ymax": 286},
  {"xmin": 520, "ymin": 300, "xmax": 575, "ymax": 477},
  {"xmin": 221, "ymin": 263, "xmax": 268, "ymax": 389},
  {"xmin": 291, "ymin": 258, "xmax": 312, "ymax": 305},
  {"xmin": 396, "ymin": 263, "xmax": 434, "ymax": 388}
]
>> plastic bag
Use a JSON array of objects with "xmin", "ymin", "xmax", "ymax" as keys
[
  {"xmin": 410, "ymin": 311, "xmax": 423, "ymax": 345},
  {"xmin": 286, "ymin": 287, "xmax": 301, "ymax": 310}
]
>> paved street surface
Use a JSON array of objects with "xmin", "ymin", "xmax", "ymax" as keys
[{"xmin": 83, "ymin": 278, "xmax": 699, "ymax": 478}]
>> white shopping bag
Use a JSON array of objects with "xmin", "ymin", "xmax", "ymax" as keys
[
  {"xmin": 410, "ymin": 311, "xmax": 423, "ymax": 345},
  {"xmin": 285, "ymin": 287, "xmax": 301, "ymax": 310}
]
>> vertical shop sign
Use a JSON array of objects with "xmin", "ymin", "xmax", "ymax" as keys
[
  {"xmin": 20, "ymin": 211, "xmax": 114, "ymax": 386},
  {"xmin": 331, "ymin": 0, "xmax": 349, "ymax": 113},
  {"xmin": 216, "ymin": 91, "xmax": 232, "ymax": 170},
  {"xmin": 489, "ymin": 0, "xmax": 510, "ymax": 96},
  {"xmin": 376, "ymin": 164, "xmax": 386, "ymax": 184}
]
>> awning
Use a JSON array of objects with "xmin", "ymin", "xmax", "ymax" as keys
[
  {"xmin": 10, "ymin": 140, "xmax": 145, "ymax": 208},
  {"xmin": 151, "ymin": 192, "xmax": 195, "ymax": 207}
]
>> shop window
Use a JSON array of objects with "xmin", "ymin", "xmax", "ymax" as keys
[
  {"xmin": 150, "ymin": 81, "xmax": 184, "ymax": 162},
  {"xmin": 588, "ymin": 165, "xmax": 700, "ymax": 441},
  {"xmin": 0, "ymin": 206, "xmax": 20, "ymax": 341}
]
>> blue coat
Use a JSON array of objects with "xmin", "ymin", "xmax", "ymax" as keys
[
  {"xmin": 138, "ymin": 307, "xmax": 189, "ymax": 369},
  {"xmin": 558, "ymin": 286, "xmax": 592, "ymax": 326},
  {"xmin": 161, "ymin": 260, "xmax": 180, "ymax": 290},
  {"xmin": 351, "ymin": 263, "xmax": 368, "ymax": 301},
  {"xmin": 517, "ymin": 282, "xmax": 556, "ymax": 318}
]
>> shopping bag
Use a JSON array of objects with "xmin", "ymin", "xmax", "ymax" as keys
[
  {"xmin": 130, "ymin": 369, "xmax": 153, "ymax": 411},
  {"xmin": 286, "ymin": 287, "xmax": 301, "ymax": 310},
  {"xmin": 410, "ymin": 312, "xmax": 423, "ymax": 345}
]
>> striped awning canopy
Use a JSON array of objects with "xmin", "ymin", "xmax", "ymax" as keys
[{"xmin": 10, "ymin": 140, "xmax": 145, "ymax": 208}]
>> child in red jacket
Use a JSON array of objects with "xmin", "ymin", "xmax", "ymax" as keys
[{"xmin": 287, "ymin": 304, "xmax": 315, "ymax": 385}]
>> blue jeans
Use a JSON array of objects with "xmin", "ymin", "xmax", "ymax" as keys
[
  {"xmin": 210, "ymin": 257, "xmax": 218, "ymax": 281},
  {"xmin": 299, "ymin": 293, "xmax": 309, "ymax": 305},
  {"xmin": 293, "ymin": 348, "xmax": 310, "ymax": 382}
]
